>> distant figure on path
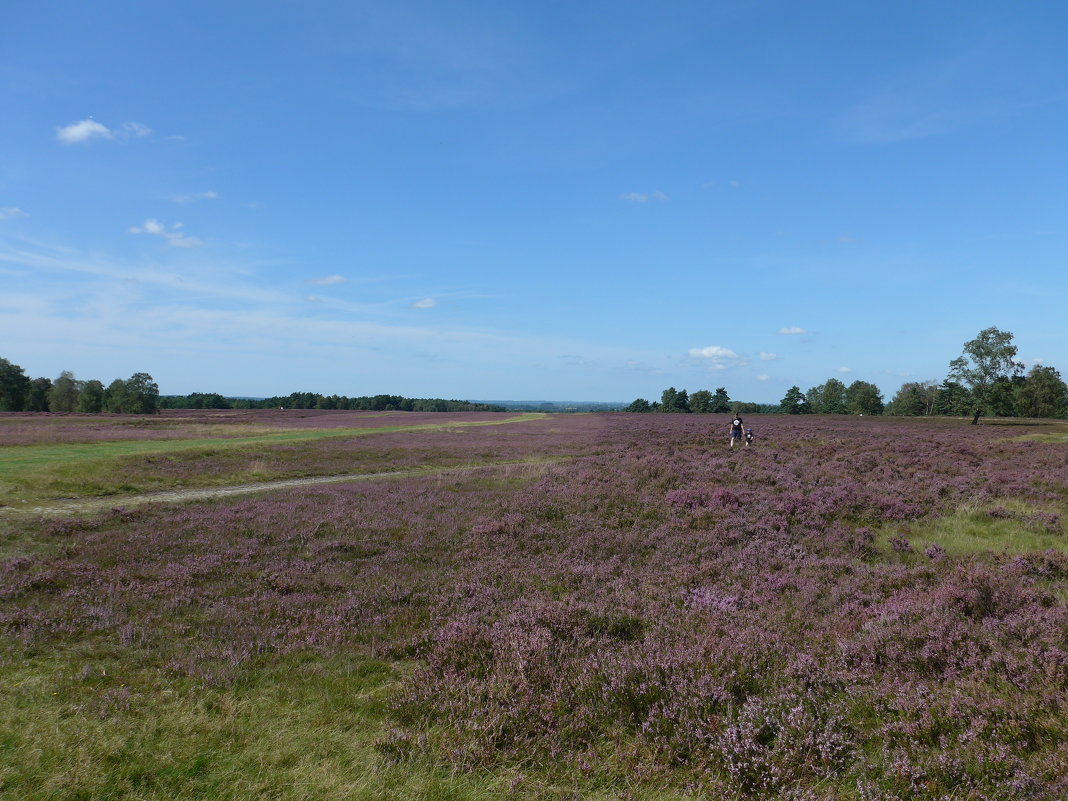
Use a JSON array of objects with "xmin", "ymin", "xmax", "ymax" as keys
[
  {"xmin": 729, "ymin": 414, "xmax": 744, "ymax": 448},
  {"xmin": 745, "ymin": 427, "xmax": 755, "ymax": 447}
]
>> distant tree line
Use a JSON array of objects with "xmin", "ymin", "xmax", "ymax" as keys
[
  {"xmin": 624, "ymin": 386, "xmax": 778, "ymax": 415},
  {"xmin": 226, "ymin": 393, "xmax": 504, "ymax": 413},
  {"xmin": 0, "ymin": 359, "xmax": 503, "ymax": 414},
  {"xmin": 624, "ymin": 328, "xmax": 1068, "ymax": 421}
]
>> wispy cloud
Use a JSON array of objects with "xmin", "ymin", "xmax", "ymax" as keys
[
  {"xmin": 56, "ymin": 118, "xmax": 152, "ymax": 144},
  {"xmin": 621, "ymin": 190, "xmax": 668, "ymax": 203},
  {"xmin": 756, "ymin": 374, "xmax": 771, "ymax": 381},
  {"xmin": 121, "ymin": 122, "xmax": 152, "ymax": 138},
  {"xmin": 759, "ymin": 351, "xmax": 778, "ymax": 361},
  {"xmin": 836, "ymin": 366, "xmax": 853, "ymax": 373},
  {"xmin": 0, "ymin": 207, "xmax": 28, "ymax": 220},
  {"xmin": 0, "ymin": 239, "xmax": 281, "ymax": 304},
  {"xmin": 128, "ymin": 219, "xmax": 204, "ymax": 248},
  {"xmin": 778, "ymin": 326, "xmax": 807, "ymax": 335},
  {"xmin": 0, "ymin": 237, "xmax": 673, "ymax": 383},
  {"xmin": 831, "ymin": 52, "xmax": 1053, "ymax": 144},
  {"xmin": 306, "ymin": 274, "xmax": 347, "ymax": 286},
  {"xmin": 173, "ymin": 191, "xmax": 218, "ymax": 204},
  {"xmin": 412, "ymin": 297, "xmax": 437, "ymax": 309}
]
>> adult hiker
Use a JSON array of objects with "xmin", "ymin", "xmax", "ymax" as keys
[{"xmin": 729, "ymin": 413, "xmax": 744, "ymax": 448}]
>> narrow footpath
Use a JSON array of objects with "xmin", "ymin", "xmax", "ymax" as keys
[{"xmin": 1, "ymin": 457, "xmax": 568, "ymax": 517}]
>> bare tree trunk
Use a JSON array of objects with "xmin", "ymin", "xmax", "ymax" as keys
[{"xmin": 971, "ymin": 409, "xmax": 982, "ymax": 425}]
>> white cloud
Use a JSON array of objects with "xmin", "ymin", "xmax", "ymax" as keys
[
  {"xmin": 412, "ymin": 297, "xmax": 437, "ymax": 309},
  {"xmin": 759, "ymin": 351, "xmax": 778, "ymax": 361},
  {"xmin": 306, "ymin": 274, "xmax": 347, "ymax": 286},
  {"xmin": 173, "ymin": 191, "xmax": 218, "ymax": 204},
  {"xmin": 836, "ymin": 366, "xmax": 853, "ymax": 373},
  {"xmin": 56, "ymin": 118, "xmax": 151, "ymax": 144},
  {"xmin": 128, "ymin": 218, "xmax": 204, "ymax": 248},
  {"xmin": 56, "ymin": 119, "xmax": 113, "ymax": 144},
  {"xmin": 688, "ymin": 345, "xmax": 744, "ymax": 370},
  {"xmin": 756, "ymin": 374, "xmax": 771, "ymax": 381},
  {"xmin": 620, "ymin": 192, "xmax": 648, "ymax": 203},
  {"xmin": 653, "ymin": 190, "xmax": 669, "ymax": 201},
  {"xmin": 778, "ymin": 327, "xmax": 807, "ymax": 335},
  {"xmin": 0, "ymin": 207, "xmax": 28, "ymax": 220},
  {"xmin": 689, "ymin": 345, "xmax": 738, "ymax": 360}
]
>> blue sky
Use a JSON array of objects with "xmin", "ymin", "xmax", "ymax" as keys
[{"xmin": 3, "ymin": 1, "xmax": 1067, "ymax": 402}]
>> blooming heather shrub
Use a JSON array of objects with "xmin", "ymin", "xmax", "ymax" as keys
[{"xmin": 3, "ymin": 414, "xmax": 1068, "ymax": 797}]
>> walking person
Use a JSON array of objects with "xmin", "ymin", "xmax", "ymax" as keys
[
  {"xmin": 729, "ymin": 413, "xmax": 744, "ymax": 448},
  {"xmin": 744, "ymin": 427, "xmax": 755, "ymax": 447}
]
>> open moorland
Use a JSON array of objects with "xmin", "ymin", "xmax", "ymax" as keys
[{"xmin": 2, "ymin": 411, "xmax": 1068, "ymax": 800}]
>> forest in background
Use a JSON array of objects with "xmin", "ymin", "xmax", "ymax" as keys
[
  {"xmin": 625, "ymin": 327, "xmax": 1068, "ymax": 422},
  {"xmin": 3, "ymin": 327, "xmax": 1066, "ymax": 420}
]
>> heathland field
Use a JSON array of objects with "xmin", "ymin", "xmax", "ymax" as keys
[{"xmin": 2, "ymin": 410, "xmax": 1067, "ymax": 800}]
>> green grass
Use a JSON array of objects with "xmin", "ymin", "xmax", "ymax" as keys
[
  {"xmin": 0, "ymin": 414, "xmax": 545, "ymax": 472},
  {"xmin": 0, "ymin": 648, "xmax": 693, "ymax": 801},
  {"xmin": 877, "ymin": 498, "xmax": 1067, "ymax": 557},
  {"xmin": 0, "ymin": 415, "xmax": 546, "ymax": 507}
]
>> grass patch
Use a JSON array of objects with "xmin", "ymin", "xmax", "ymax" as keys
[
  {"xmin": 0, "ymin": 415, "xmax": 546, "ymax": 506},
  {"xmin": 0, "ymin": 648, "xmax": 693, "ymax": 801},
  {"xmin": 0, "ymin": 649, "xmax": 466, "ymax": 801},
  {"xmin": 0, "ymin": 415, "xmax": 545, "ymax": 472},
  {"xmin": 877, "ymin": 498, "xmax": 1067, "ymax": 558}
]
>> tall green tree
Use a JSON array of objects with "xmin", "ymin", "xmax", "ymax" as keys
[
  {"xmin": 886, "ymin": 382, "xmax": 926, "ymax": 416},
  {"xmin": 77, "ymin": 380, "xmax": 105, "ymax": 413},
  {"xmin": 948, "ymin": 327, "xmax": 1023, "ymax": 424},
  {"xmin": 624, "ymin": 397, "xmax": 652, "ymax": 413},
  {"xmin": 103, "ymin": 379, "xmax": 129, "ymax": 413},
  {"xmin": 806, "ymin": 378, "xmax": 848, "ymax": 414},
  {"xmin": 932, "ymin": 380, "xmax": 972, "ymax": 416},
  {"xmin": 659, "ymin": 387, "xmax": 690, "ymax": 413},
  {"xmin": 125, "ymin": 372, "xmax": 160, "ymax": 414},
  {"xmin": 48, "ymin": 371, "xmax": 81, "ymax": 412},
  {"xmin": 27, "ymin": 377, "xmax": 52, "ymax": 411},
  {"xmin": 845, "ymin": 380, "xmax": 884, "ymax": 415},
  {"xmin": 688, "ymin": 389, "xmax": 712, "ymax": 414},
  {"xmin": 709, "ymin": 387, "xmax": 732, "ymax": 413},
  {"xmin": 0, "ymin": 357, "xmax": 31, "ymax": 411},
  {"xmin": 1015, "ymin": 365, "xmax": 1068, "ymax": 419},
  {"xmin": 779, "ymin": 385, "xmax": 811, "ymax": 414},
  {"xmin": 987, "ymin": 376, "xmax": 1025, "ymax": 417}
]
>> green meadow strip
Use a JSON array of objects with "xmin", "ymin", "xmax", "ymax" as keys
[
  {"xmin": 0, "ymin": 413, "xmax": 546, "ymax": 474},
  {"xmin": 3, "ymin": 455, "xmax": 574, "ymax": 517}
]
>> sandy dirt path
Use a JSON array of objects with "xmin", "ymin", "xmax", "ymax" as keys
[{"xmin": 1, "ymin": 458, "xmax": 566, "ymax": 517}]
